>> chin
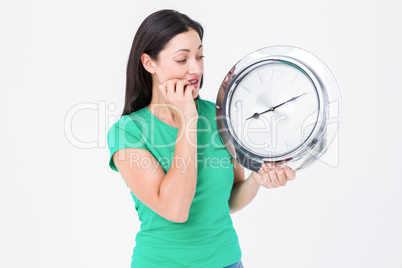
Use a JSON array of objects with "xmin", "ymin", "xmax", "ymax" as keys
[{"xmin": 192, "ymin": 89, "xmax": 200, "ymax": 99}]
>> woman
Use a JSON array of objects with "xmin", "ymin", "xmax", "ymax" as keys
[{"xmin": 107, "ymin": 9, "xmax": 296, "ymax": 267}]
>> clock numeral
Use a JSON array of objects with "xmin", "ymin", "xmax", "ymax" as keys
[
  {"xmin": 242, "ymin": 85, "xmax": 251, "ymax": 93},
  {"xmin": 283, "ymin": 137, "xmax": 289, "ymax": 149},
  {"xmin": 258, "ymin": 72, "xmax": 263, "ymax": 83},
  {"xmin": 290, "ymin": 74, "xmax": 298, "ymax": 85},
  {"xmin": 271, "ymin": 69, "xmax": 283, "ymax": 82},
  {"xmin": 235, "ymin": 99, "xmax": 242, "ymax": 112}
]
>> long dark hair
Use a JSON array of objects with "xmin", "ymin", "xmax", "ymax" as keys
[{"xmin": 122, "ymin": 9, "xmax": 204, "ymax": 116}]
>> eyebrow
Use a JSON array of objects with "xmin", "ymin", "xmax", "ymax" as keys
[{"xmin": 174, "ymin": 44, "xmax": 203, "ymax": 54}]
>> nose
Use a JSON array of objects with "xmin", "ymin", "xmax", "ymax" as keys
[{"xmin": 188, "ymin": 59, "xmax": 203, "ymax": 76}]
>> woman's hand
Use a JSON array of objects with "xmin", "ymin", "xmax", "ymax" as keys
[
  {"xmin": 159, "ymin": 79, "xmax": 198, "ymax": 126},
  {"xmin": 251, "ymin": 163, "xmax": 296, "ymax": 189}
]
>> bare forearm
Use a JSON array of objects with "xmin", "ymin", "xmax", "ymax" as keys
[
  {"xmin": 229, "ymin": 173, "xmax": 261, "ymax": 214},
  {"xmin": 158, "ymin": 121, "xmax": 198, "ymax": 221}
]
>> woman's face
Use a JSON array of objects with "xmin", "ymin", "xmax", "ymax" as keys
[{"xmin": 152, "ymin": 29, "xmax": 204, "ymax": 98}]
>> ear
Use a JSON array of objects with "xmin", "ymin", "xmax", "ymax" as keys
[{"xmin": 141, "ymin": 53, "xmax": 156, "ymax": 74}]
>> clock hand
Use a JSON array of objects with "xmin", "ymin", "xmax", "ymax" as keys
[
  {"xmin": 246, "ymin": 92, "xmax": 307, "ymax": 120},
  {"xmin": 270, "ymin": 92, "xmax": 308, "ymax": 111}
]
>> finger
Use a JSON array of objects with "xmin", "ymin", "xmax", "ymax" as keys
[
  {"xmin": 176, "ymin": 79, "xmax": 190, "ymax": 96},
  {"xmin": 166, "ymin": 80, "xmax": 176, "ymax": 99},
  {"xmin": 267, "ymin": 168, "xmax": 279, "ymax": 188},
  {"xmin": 259, "ymin": 165, "xmax": 264, "ymax": 174},
  {"xmin": 262, "ymin": 162, "xmax": 270, "ymax": 173},
  {"xmin": 159, "ymin": 81, "xmax": 168, "ymax": 97},
  {"xmin": 275, "ymin": 167, "xmax": 287, "ymax": 186},
  {"xmin": 258, "ymin": 164, "xmax": 266, "ymax": 174},
  {"xmin": 282, "ymin": 166, "xmax": 296, "ymax": 181},
  {"xmin": 184, "ymin": 84, "xmax": 195, "ymax": 99},
  {"xmin": 252, "ymin": 166, "xmax": 264, "ymax": 185},
  {"xmin": 265, "ymin": 162, "xmax": 275, "ymax": 169},
  {"xmin": 261, "ymin": 172, "xmax": 272, "ymax": 188}
]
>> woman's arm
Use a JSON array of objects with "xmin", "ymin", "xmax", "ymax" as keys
[
  {"xmin": 228, "ymin": 159, "xmax": 260, "ymax": 214},
  {"xmin": 113, "ymin": 79, "xmax": 198, "ymax": 223},
  {"xmin": 113, "ymin": 125, "xmax": 196, "ymax": 223},
  {"xmin": 229, "ymin": 160, "xmax": 296, "ymax": 213}
]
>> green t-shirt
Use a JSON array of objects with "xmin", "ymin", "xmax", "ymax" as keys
[{"xmin": 107, "ymin": 99, "xmax": 242, "ymax": 267}]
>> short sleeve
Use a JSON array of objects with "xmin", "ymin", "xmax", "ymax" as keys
[{"xmin": 107, "ymin": 115, "xmax": 148, "ymax": 172}]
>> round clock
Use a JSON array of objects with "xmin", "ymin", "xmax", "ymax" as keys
[{"xmin": 216, "ymin": 46, "xmax": 341, "ymax": 172}]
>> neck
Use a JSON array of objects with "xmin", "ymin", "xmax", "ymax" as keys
[{"xmin": 148, "ymin": 95, "xmax": 177, "ymax": 125}]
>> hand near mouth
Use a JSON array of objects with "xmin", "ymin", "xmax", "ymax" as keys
[{"xmin": 158, "ymin": 79, "xmax": 198, "ymax": 124}]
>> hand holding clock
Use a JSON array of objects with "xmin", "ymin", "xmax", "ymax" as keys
[{"xmin": 251, "ymin": 163, "xmax": 296, "ymax": 188}]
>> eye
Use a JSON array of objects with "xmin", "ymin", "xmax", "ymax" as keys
[
  {"xmin": 197, "ymin": 55, "xmax": 205, "ymax": 60},
  {"xmin": 177, "ymin": 59, "xmax": 187, "ymax": 63}
]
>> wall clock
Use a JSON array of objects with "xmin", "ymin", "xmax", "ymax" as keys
[{"xmin": 215, "ymin": 46, "xmax": 341, "ymax": 172}]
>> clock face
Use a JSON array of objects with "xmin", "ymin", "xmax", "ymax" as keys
[{"xmin": 226, "ymin": 60, "xmax": 320, "ymax": 159}]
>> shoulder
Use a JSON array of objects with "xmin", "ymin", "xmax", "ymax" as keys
[
  {"xmin": 110, "ymin": 108, "xmax": 149, "ymax": 131},
  {"xmin": 197, "ymin": 99, "xmax": 221, "ymax": 134},
  {"xmin": 198, "ymin": 98, "xmax": 215, "ymax": 108},
  {"xmin": 107, "ymin": 108, "xmax": 150, "ymax": 145},
  {"xmin": 107, "ymin": 108, "xmax": 149, "ymax": 171}
]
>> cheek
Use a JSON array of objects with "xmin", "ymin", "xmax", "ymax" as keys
[
  {"xmin": 199, "ymin": 61, "xmax": 204, "ymax": 74},
  {"xmin": 158, "ymin": 65, "xmax": 187, "ymax": 82}
]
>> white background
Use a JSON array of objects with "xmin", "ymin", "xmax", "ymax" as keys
[{"xmin": 1, "ymin": 0, "xmax": 401, "ymax": 267}]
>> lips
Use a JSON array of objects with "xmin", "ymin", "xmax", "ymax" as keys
[{"xmin": 188, "ymin": 78, "xmax": 199, "ymax": 88}]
